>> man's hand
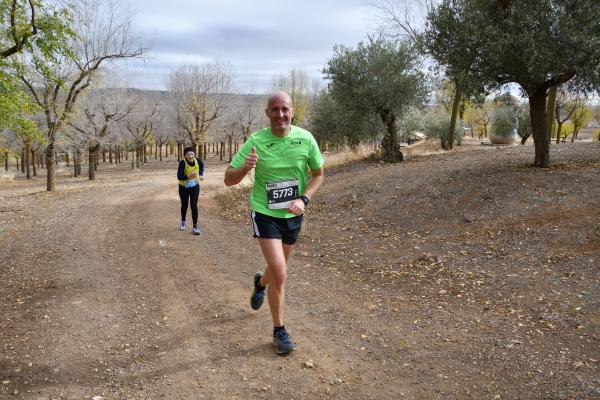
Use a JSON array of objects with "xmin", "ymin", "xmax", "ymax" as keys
[
  {"xmin": 288, "ymin": 198, "xmax": 305, "ymax": 216},
  {"xmin": 245, "ymin": 147, "xmax": 258, "ymax": 171}
]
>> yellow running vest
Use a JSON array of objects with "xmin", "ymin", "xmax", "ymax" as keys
[{"xmin": 179, "ymin": 159, "xmax": 200, "ymax": 187}]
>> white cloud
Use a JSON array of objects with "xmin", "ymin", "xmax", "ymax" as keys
[{"xmin": 120, "ymin": 0, "xmax": 375, "ymax": 92}]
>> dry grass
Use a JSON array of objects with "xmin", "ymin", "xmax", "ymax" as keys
[
  {"xmin": 213, "ymin": 145, "xmax": 377, "ymax": 221},
  {"xmin": 323, "ymin": 144, "xmax": 375, "ymax": 169}
]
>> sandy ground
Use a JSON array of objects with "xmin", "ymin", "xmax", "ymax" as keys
[{"xmin": 1, "ymin": 142, "xmax": 599, "ymax": 399}]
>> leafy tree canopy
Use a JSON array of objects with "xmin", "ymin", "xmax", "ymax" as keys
[
  {"xmin": 323, "ymin": 36, "xmax": 428, "ymax": 161},
  {"xmin": 425, "ymin": 0, "xmax": 600, "ymax": 166}
]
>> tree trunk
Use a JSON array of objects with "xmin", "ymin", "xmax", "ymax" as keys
[
  {"xmin": 25, "ymin": 141, "xmax": 31, "ymax": 179},
  {"xmin": 556, "ymin": 122, "xmax": 563, "ymax": 143},
  {"xmin": 4, "ymin": 151, "xmax": 8, "ymax": 171},
  {"xmin": 529, "ymin": 90, "xmax": 550, "ymax": 167},
  {"xmin": 31, "ymin": 149, "xmax": 37, "ymax": 177},
  {"xmin": 447, "ymin": 87, "xmax": 462, "ymax": 150},
  {"xmin": 102, "ymin": 148, "xmax": 106, "ymax": 163},
  {"xmin": 571, "ymin": 128, "xmax": 579, "ymax": 143},
  {"xmin": 46, "ymin": 143, "xmax": 56, "ymax": 191},
  {"xmin": 379, "ymin": 110, "xmax": 403, "ymax": 162},
  {"xmin": 88, "ymin": 144, "xmax": 98, "ymax": 180},
  {"xmin": 546, "ymin": 86, "xmax": 557, "ymax": 144},
  {"xmin": 73, "ymin": 149, "xmax": 78, "ymax": 177},
  {"xmin": 21, "ymin": 148, "xmax": 25, "ymax": 173},
  {"xmin": 76, "ymin": 148, "xmax": 82, "ymax": 177},
  {"xmin": 109, "ymin": 145, "xmax": 113, "ymax": 164},
  {"xmin": 228, "ymin": 135, "xmax": 233, "ymax": 163}
]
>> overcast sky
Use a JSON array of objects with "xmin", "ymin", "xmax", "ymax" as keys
[{"xmin": 120, "ymin": 0, "xmax": 375, "ymax": 93}]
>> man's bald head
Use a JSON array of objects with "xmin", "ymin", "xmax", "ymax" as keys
[
  {"xmin": 267, "ymin": 91, "xmax": 293, "ymax": 108},
  {"xmin": 265, "ymin": 91, "xmax": 294, "ymax": 135}
]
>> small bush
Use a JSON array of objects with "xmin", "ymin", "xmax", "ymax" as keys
[
  {"xmin": 492, "ymin": 107, "xmax": 517, "ymax": 137},
  {"xmin": 421, "ymin": 111, "xmax": 464, "ymax": 145}
]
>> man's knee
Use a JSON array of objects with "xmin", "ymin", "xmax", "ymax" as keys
[{"xmin": 269, "ymin": 264, "xmax": 287, "ymax": 287}]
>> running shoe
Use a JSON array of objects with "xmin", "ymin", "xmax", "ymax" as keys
[
  {"xmin": 250, "ymin": 271, "xmax": 266, "ymax": 310},
  {"xmin": 273, "ymin": 329, "xmax": 296, "ymax": 354},
  {"xmin": 179, "ymin": 221, "xmax": 186, "ymax": 231},
  {"xmin": 192, "ymin": 226, "xmax": 200, "ymax": 235}
]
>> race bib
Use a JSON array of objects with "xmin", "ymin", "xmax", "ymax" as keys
[
  {"xmin": 184, "ymin": 179, "xmax": 199, "ymax": 188},
  {"xmin": 266, "ymin": 179, "xmax": 299, "ymax": 209}
]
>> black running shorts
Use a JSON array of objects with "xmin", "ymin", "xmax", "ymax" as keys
[{"xmin": 250, "ymin": 211, "xmax": 303, "ymax": 245}]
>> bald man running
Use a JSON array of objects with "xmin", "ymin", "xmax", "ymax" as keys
[{"xmin": 224, "ymin": 92, "xmax": 324, "ymax": 354}]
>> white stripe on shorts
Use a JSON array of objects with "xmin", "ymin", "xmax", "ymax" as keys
[{"xmin": 251, "ymin": 211, "xmax": 260, "ymax": 237}]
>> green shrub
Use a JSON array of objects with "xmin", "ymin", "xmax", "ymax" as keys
[
  {"xmin": 421, "ymin": 111, "xmax": 464, "ymax": 145},
  {"xmin": 492, "ymin": 107, "xmax": 517, "ymax": 137}
]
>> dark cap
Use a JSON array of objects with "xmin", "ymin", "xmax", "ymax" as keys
[{"xmin": 183, "ymin": 146, "xmax": 194, "ymax": 155}]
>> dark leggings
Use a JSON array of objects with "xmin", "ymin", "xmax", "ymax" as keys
[{"xmin": 179, "ymin": 185, "xmax": 200, "ymax": 225}]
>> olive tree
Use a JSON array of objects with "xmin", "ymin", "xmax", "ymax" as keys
[
  {"xmin": 310, "ymin": 89, "xmax": 382, "ymax": 149},
  {"xmin": 323, "ymin": 36, "xmax": 428, "ymax": 162},
  {"xmin": 425, "ymin": 0, "xmax": 600, "ymax": 167}
]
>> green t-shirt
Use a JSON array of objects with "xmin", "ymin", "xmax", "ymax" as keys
[{"xmin": 230, "ymin": 125, "xmax": 324, "ymax": 218}]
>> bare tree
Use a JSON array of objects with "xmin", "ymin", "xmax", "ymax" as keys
[
  {"xmin": 237, "ymin": 94, "xmax": 265, "ymax": 141},
  {"xmin": 168, "ymin": 62, "xmax": 233, "ymax": 155},
  {"xmin": 554, "ymin": 88, "xmax": 586, "ymax": 144},
  {"xmin": 122, "ymin": 91, "xmax": 160, "ymax": 170},
  {"xmin": 20, "ymin": 0, "xmax": 146, "ymax": 191},
  {"xmin": 371, "ymin": 0, "xmax": 435, "ymax": 43},
  {"xmin": 68, "ymin": 87, "xmax": 133, "ymax": 179},
  {"xmin": 271, "ymin": 69, "xmax": 311, "ymax": 126}
]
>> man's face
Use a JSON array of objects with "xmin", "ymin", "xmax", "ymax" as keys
[
  {"xmin": 185, "ymin": 151, "xmax": 195, "ymax": 162},
  {"xmin": 266, "ymin": 95, "xmax": 294, "ymax": 133}
]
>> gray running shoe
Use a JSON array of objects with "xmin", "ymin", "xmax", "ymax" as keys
[
  {"xmin": 273, "ymin": 329, "xmax": 296, "ymax": 354},
  {"xmin": 179, "ymin": 221, "xmax": 186, "ymax": 231},
  {"xmin": 250, "ymin": 271, "xmax": 266, "ymax": 310},
  {"xmin": 192, "ymin": 226, "xmax": 200, "ymax": 235}
]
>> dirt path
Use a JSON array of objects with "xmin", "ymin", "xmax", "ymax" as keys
[
  {"xmin": 1, "ymin": 161, "xmax": 412, "ymax": 399},
  {"xmin": 2, "ymin": 143, "xmax": 599, "ymax": 399}
]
